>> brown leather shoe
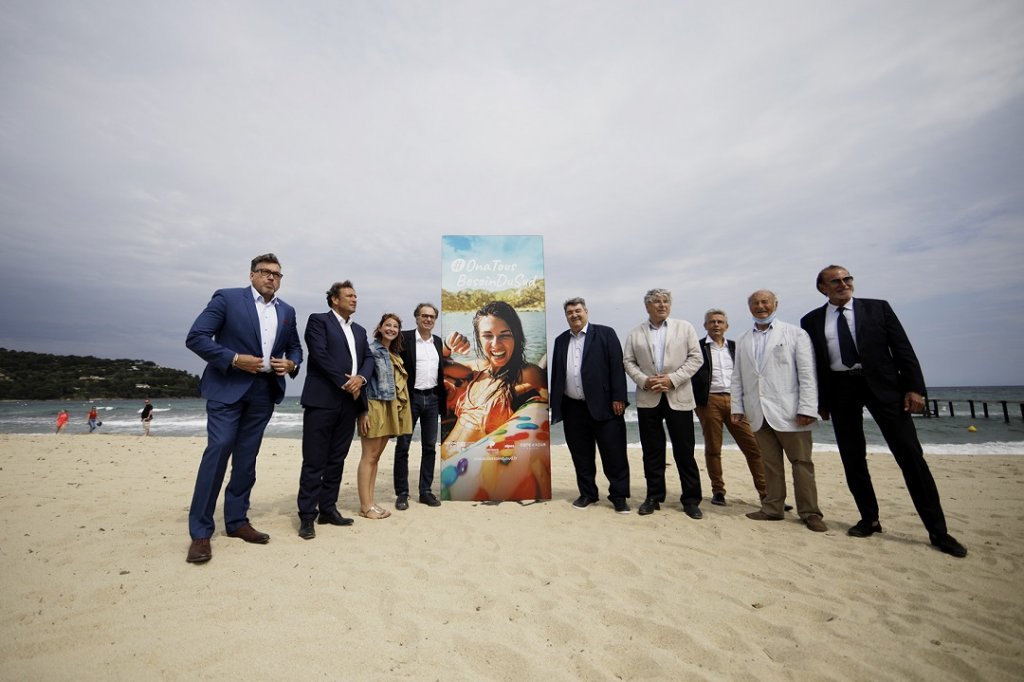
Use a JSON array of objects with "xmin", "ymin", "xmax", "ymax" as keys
[
  {"xmin": 745, "ymin": 510, "xmax": 784, "ymax": 521},
  {"xmin": 805, "ymin": 515, "xmax": 828, "ymax": 532},
  {"xmin": 187, "ymin": 538, "xmax": 212, "ymax": 563},
  {"xmin": 226, "ymin": 523, "xmax": 270, "ymax": 544}
]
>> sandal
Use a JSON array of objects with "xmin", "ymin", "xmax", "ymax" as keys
[{"xmin": 359, "ymin": 505, "xmax": 391, "ymax": 519}]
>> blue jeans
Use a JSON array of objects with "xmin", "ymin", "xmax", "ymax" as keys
[{"xmin": 393, "ymin": 390, "xmax": 439, "ymax": 497}]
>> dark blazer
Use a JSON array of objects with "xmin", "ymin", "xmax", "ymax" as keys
[
  {"xmin": 800, "ymin": 298, "xmax": 926, "ymax": 412},
  {"xmin": 691, "ymin": 338, "xmax": 734, "ymax": 406},
  {"xmin": 550, "ymin": 323, "xmax": 628, "ymax": 424},
  {"xmin": 300, "ymin": 311, "xmax": 375, "ymax": 412},
  {"xmin": 398, "ymin": 329, "xmax": 445, "ymax": 401},
  {"xmin": 186, "ymin": 287, "xmax": 302, "ymax": 405}
]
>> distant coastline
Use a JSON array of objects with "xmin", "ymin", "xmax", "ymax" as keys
[{"xmin": 0, "ymin": 348, "xmax": 199, "ymax": 400}]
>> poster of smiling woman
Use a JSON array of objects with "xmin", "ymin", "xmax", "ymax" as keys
[{"xmin": 439, "ymin": 235, "xmax": 551, "ymax": 502}]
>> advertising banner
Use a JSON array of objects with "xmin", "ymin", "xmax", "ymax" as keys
[{"xmin": 439, "ymin": 235, "xmax": 551, "ymax": 501}]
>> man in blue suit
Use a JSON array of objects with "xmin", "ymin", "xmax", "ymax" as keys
[
  {"xmin": 550, "ymin": 298, "xmax": 631, "ymax": 513},
  {"xmin": 184, "ymin": 253, "xmax": 303, "ymax": 564},
  {"xmin": 296, "ymin": 280, "xmax": 375, "ymax": 540}
]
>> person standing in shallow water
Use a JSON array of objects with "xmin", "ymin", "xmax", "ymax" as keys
[
  {"xmin": 55, "ymin": 409, "xmax": 69, "ymax": 434},
  {"xmin": 140, "ymin": 399, "xmax": 153, "ymax": 436}
]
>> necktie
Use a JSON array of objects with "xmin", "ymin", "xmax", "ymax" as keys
[{"xmin": 837, "ymin": 306, "xmax": 859, "ymax": 367}]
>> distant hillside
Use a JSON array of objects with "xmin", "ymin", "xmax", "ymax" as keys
[
  {"xmin": 441, "ymin": 279, "xmax": 546, "ymax": 312},
  {"xmin": 0, "ymin": 348, "xmax": 200, "ymax": 400}
]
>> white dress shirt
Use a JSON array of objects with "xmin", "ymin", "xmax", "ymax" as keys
[
  {"xmin": 752, "ymin": 323, "xmax": 773, "ymax": 370},
  {"xmin": 414, "ymin": 333, "xmax": 440, "ymax": 390},
  {"xmin": 332, "ymin": 309, "xmax": 358, "ymax": 375},
  {"xmin": 648, "ymin": 320, "xmax": 667, "ymax": 374},
  {"xmin": 564, "ymin": 324, "xmax": 588, "ymax": 400},
  {"xmin": 251, "ymin": 285, "xmax": 278, "ymax": 372},
  {"xmin": 824, "ymin": 298, "xmax": 861, "ymax": 371},
  {"xmin": 704, "ymin": 337, "xmax": 733, "ymax": 393}
]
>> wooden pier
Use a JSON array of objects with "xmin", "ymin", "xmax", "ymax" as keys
[{"xmin": 926, "ymin": 398, "xmax": 1024, "ymax": 423}]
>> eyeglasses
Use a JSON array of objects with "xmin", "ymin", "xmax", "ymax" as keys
[
  {"xmin": 826, "ymin": 276, "xmax": 853, "ymax": 287},
  {"xmin": 418, "ymin": 314, "xmax": 437, "ymax": 319},
  {"xmin": 253, "ymin": 268, "xmax": 284, "ymax": 280}
]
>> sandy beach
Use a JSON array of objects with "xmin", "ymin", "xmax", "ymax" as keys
[{"xmin": 0, "ymin": 434, "xmax": 1022, "ymax": 681}]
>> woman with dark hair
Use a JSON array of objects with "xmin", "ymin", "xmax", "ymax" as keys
[
  {"xmin": 356, "ymin": 313, "xmax": 412, "ymax": 519},
  {"xmin": 442, "ymin": 301, "xmax": 547, "ymax": 451}
]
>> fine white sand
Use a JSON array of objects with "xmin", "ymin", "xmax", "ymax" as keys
[{"xmin": 0, "ymin": 434, "xmax": 1022, "ymax": 681}]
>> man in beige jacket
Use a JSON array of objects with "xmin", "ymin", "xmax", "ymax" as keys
[
  {"xmin": 623, "ymin": 288, "xmax": 705, "ymax": 518},
  {"xmin": 731, "ymin": 289, "xmax": 827, "ymax": 532}
]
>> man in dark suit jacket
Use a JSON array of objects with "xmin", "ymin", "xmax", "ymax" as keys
[
  {"xmin": 296, "ymin": 280, "xmax": 375, "ymax": 540},
  {"xmin": 184, "ymin": 253, "xmax": 303, "ymax": 564},
  {"xmin": 393, "ymin": 302, "xmax": 446, "ymax": 510},
  {"xmin": 691, "ymin": 308, "xmax": 766, "ymax": 506},
  {"xmin": 550, "ymin": 298, "xmax": 631, "ymax": 513},
  {"xmin": 801, "ymin": 264, "xmax": 966, "ymax": 558}
]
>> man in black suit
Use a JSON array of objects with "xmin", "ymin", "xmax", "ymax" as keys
[
  {"xmin": 393, "ymin": 302, "xmax": 446, "ymax": 510},
  {"xmin": 296, "ymin": 280, "xmax": 375, "ymax": 540},
  {"xmin": 550, "ymin": 298, "xmax": 631, "ymax": 513},
  {"xmin": 691, "ymin": 308, "xmax": 766, "ymax": 506},
  {"xmin": 800, "ymin": 265, "xmax": 966, "ymax": 558}
]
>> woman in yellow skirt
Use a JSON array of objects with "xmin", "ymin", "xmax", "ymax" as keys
[{"xmin": 357, "ymin": 313, "xmax": 413, "ymax": 519}]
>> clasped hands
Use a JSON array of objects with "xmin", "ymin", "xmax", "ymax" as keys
[
  {"xmin": 342, "ymin": 374, "xmax": 363, "ymax": 399},
  {"xmin": 644, "ymin": 374, "xmax": 674, "ymax": 393},
  {"xmin": 234, "ymin": 354, "xmax": 294, "ymax": 376}
]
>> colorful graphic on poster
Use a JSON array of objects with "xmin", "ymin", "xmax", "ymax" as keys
[{"xmin": 439, "ymin": 235, "xmax": 551, "ymax": 501}]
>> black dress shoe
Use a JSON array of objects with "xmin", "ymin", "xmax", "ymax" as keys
[
  {"xmin": 683, "ymin": 505, "xmax": 703, "ymax": 520},
  {"xmin": 317, "ymin": 509, "xmax": 354, "ymax": 526},
  {"xmin": 186, "ymin": 538, "xmax": 212, "ymax": 564},
  {"xmin": 395, "ymin": 494, "xmax": 409, "ymax": 511},
  {"xmin": 611, "ymin": 498, "xmax": 631, "ymax": 514},
  {"xmin": 930, "ymin": 533, "xmax": 968, "ymax": 558},
  {"xmin": 571, "ymin": 495, "xmax": 598, "ymax": 509},
  {"xmin": 847, "ymin": 519, "xmax": 883, "ymax": 538},
  {"xmin": 298, "ymin": 518, "xmax": 315, "ymax": 540},
  {"xmin": 419, "ymin": 492, "xmax": 441, "ymax": 507},
  {"xmin": 638, "ymin": 498, "xmax": 660, "ymax": 516},
  {"xmin": 711, "ymin": 492, "xmax": 726, "ymax": 506}
]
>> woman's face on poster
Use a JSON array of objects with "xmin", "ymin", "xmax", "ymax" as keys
[{"xmin": 476, "ymin": 315, "xmax": 516, "ymax": 370}]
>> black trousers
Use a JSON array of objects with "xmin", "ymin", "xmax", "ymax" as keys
[
  {"xmin": 562, "ymin": 397, "xmax": 630, "ymax": 501},
  {"xmin": 829, "ymin": 371, "xmax": 947, "ymax": 535},
  {"xmin": 637, "ymin": 395, "xmax": 701, "ymax": 506},
  {"xmin": 297, "ymin": 401, "xmax": 358, "ymax": 520}
]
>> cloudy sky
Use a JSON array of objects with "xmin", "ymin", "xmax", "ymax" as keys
[{"xmin": 2, "ymin": 1, "xmax": 1022, "ymax": 391}]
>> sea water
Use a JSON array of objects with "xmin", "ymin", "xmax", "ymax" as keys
[{"xmin": 3, "ymin": 386, "xmax": 1022, "ymax": 455}]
